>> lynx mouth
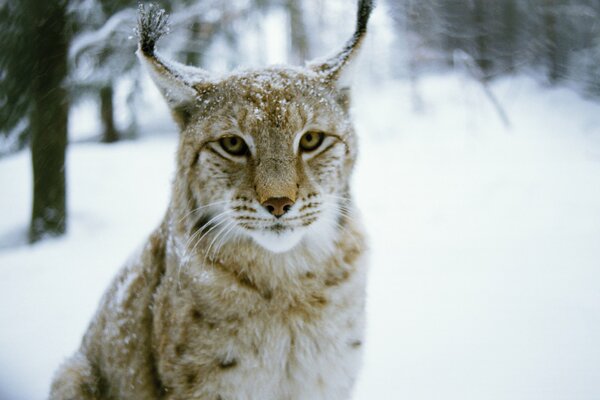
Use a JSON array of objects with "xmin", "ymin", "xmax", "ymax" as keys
[
  {"xmin": 269, "ymin": 223, "xmax": 290, "ymax": 233},
  {"xmin": 229, "ymin": 201, "xmax": 329, "ymax": 253}
]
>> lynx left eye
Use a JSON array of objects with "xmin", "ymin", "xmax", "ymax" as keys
[
  {"xmin": 299, "ymin": 131, "xmax": 324, "ymax": 152},
  {"xmin": 219, "ymin": 136, "xmax": 248, "ymax": 156}
]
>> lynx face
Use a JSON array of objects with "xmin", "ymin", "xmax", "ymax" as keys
[
  {"xmin": 178, "ymin": 69, "xmax": 356, "ymax": 253},
  {"xmin": 136, "ymin": 2, "xmax": 369, "ymax": 255}
]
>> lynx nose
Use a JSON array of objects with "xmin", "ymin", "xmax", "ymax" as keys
[{"xmin": 262, "ymin": 197, "xmax": 294, "ymax": 218}]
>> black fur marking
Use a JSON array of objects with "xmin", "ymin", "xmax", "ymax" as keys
[
  {"xmin": 356, "ymin": 0, "xmax": 375, "ymax": 35},
  {"xmin": 191, "ymin": 213, "xmax": 215, "ymax": 236},
  {"xmin": 315, "ymin": 0, "xmax": 375, "ymax": 78},
  {"xmin": 136, "ymin": 3, "xmax": 170, "ymax": 56}
]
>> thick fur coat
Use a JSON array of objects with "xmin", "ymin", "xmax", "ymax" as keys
[{"xmin": 50, "ymin": 1, "xmax": 373, "ymax": 399}]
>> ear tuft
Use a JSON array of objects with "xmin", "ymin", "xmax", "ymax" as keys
[
  {"xmin": 356, "ymin": 0, "xmax": 375, "ymax": 36},
  {"xmin": 309, "ymin": 0, "xmax": 375, "ymax": 80},
  {"xmin": 136, "ymin": 3, "xmax": 170, "ymax": 56},
  {"xmin": 136, "ymin": 3, "xmax": 214, "ymax": 129}
]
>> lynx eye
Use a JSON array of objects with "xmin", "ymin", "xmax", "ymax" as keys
[
  {"xmin": 299, "ymin": 131, "xmax": 325, "ymax": 152},
  {"xmin": 219, "ymin": 135, "xmax": 248, "ymax": 156}
]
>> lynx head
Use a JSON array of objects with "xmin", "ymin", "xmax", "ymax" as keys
[{"xmin": 136, "ymin": 1, "xmax": 373, "ymax": 255}]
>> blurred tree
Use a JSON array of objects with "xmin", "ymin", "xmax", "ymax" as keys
[
  {"xmin": 0, "ymin": 0, "xmax": 71, "ymax": 242},
  {"xmin": 70, "ymin": 0, "xmax": 138, "ymax": 143},
  {"xmin": 501, "ymin": 0, "xmax": 519, "ymax": 73},
  {"xmin": 387, "ymin": 0, "xmax": 600, "ymax": 94},
  {"xmin": 0, "ymin": 3, "xmax": 32, "ymax": 153},
  {"xmin": 100, "ymin": 84, "xmax": 119, "ymax": 142},
  {"xmin": 97, "ymin": 0, "xmax": 133, "ymax": 143},
  {"xmin": 472, "ymin": 0, "xmax": 491, "ymax": 78},
  {"xmin": 184, "ymin": 19, "xmax": 206, "ymax": 66},
  {"xmin": 285, "ymin": 0, "xmax": 310, "ymax": 64},
  {"xmin": 543, "ymin": 0, "xmax": 563, "ymax": 82}
]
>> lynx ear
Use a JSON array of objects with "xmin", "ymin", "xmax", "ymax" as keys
[
  {"xmin": 136, "ymin": 4, "xmax": 209, "ymax": 127},
  {"xmin": 309, "ymin": 0, "xmax": 374, "ymax": 93}
]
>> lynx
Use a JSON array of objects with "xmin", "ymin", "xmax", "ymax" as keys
[{"xmin": 50, "ymin": 1, "xmax": 373, "ymax": 399}]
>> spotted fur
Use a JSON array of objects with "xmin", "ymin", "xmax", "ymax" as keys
[{"xmin": 50, "ymin": 1, "xmax": 373, "ymax": 399}]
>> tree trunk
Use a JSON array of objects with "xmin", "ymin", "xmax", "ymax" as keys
[
  {"xmin": 28, "ymin": 0, "xmax": 69, "ymax": 243},
  {"xmin": 502, "ymin": 0, "xmax": 518, "ymax": 72},
  {"xmin": 544, "ymin": 1, "xmax": 562, "ymax": 83},
  {"xmin": 286, "ymin": 0, "xmax": 310, "ymax": 64},
  {"xmin": 185, "ymin": 19, "xmax": 204, "ymax": 66},
  {"xmin": 100, "ymin": 84, "xmax": 119, "ymax": 143},
  {"xmin": 473, "ymin": 0, "xmax": 492, "ymax": 79}
]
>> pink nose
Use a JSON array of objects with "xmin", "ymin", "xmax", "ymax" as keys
[{"xmin": 262, "ymin": 197, "xmax": 294, "ymax": 218}]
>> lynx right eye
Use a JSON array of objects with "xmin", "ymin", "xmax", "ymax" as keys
[
  {"xmin": 299, "ymin": 131, "xmax": 325, "ymax": 152},
  {"xmin": 219, "ymin": 135, "xmax": 248, "ymax": 156}
]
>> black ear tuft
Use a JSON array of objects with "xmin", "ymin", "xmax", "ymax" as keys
[
  {"xmin": 310, "ymin": 0, "xmax": 375, "ymax": 80},
  {"xmin": 136, "ymin": 3, "xmax": 170, "ymax": 56},
  {"xmin": 356, "ymin": 0, "xmax": 375, "ymax": 36}
]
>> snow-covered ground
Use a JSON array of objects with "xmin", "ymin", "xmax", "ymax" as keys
[{"xmin": 1, "ymin": 74, "xmax": 600, "ymax": 400}]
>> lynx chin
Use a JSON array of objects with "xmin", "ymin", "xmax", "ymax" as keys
[{"xmin": 50, "ymin": 1, "xmax": 373, "ymax": 399}]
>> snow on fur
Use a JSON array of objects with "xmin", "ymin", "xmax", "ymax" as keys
[
  {"xmin": 1, "ymin": 74, "xmax": 600, "ymax": 399},
  {"xmin": 136, "ymin": 3, "xmax": 170, "ymax": 56}
]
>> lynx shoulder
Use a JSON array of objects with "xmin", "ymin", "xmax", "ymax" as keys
[{"xmin": 50, "ymin": 1, "xmax": 373, "ymax": 399}]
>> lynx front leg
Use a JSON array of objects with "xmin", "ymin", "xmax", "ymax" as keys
[{"xmin": 49, "ymin": 353, "xmax": 104, "ymax": 400}]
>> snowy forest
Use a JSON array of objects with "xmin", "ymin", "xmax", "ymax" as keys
[
  {"xmin": 1, "ymin": 0, "xmax": 600, "ymax": 399},
  {"xmin": 2, "ymin": 0, "xmax": 600, "ymax": 241}
]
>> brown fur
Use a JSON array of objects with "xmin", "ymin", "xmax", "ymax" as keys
[{"xmin": 50, "ymin": 2, "xmax": 373, "ymax": 399}]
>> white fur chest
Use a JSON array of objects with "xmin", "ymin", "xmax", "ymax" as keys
[{"xmin": 156, "ymin": 252, "xmax": 367, "ymax": 400}]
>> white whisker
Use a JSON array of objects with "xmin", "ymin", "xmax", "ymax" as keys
[
  {"xmin": 182, "ymin": 210, "xmax": 233, "ymax": 256},
  {"xmin": 177, "ymin": 210, "xmax": 234, "ymax": 288},
  {"xmin": 189, "ymin": 215, "xmax": 232, "ymax": 257},
  {"xmin": 178, "ymin": 200, "xmax": 230, "ymax": 224},
  {"xmin": 211, "ymin": 222, "xmax": 238, "ymax": 261},
  {"xmin": 181, "ymin": 211, "xmax": 233, "ymax": 270},
  {"xmin": 323, "ymin": 193, "xmax": 352, "ymax": 202},
  {"xmin": 204, "ymin": 221, "xmax": 236, "ymax": 264}
]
